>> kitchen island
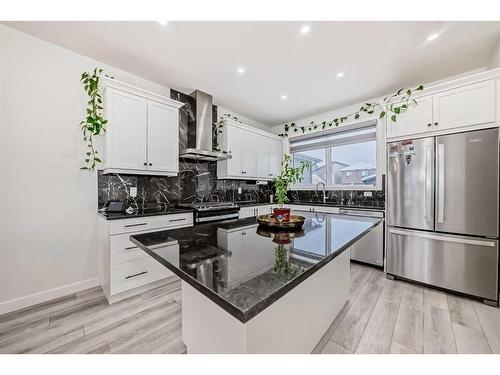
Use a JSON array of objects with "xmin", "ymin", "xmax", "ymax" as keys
[{"xmin": 131, "ymin": 212, "xmax": 381, "ymax": 353}]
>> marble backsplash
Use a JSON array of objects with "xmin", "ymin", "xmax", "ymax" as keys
[
  {"xmin": 287, "ymin": 175, "xmax": 386, "ymax": 208},
  {"xmin": 97, "ymin": 160, "xmax": 272, "ymax": 210}
]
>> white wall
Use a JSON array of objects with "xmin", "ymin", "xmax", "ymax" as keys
[{"xmin": 488, "ymin": 38, "xmax": 500, "ymax": 69}]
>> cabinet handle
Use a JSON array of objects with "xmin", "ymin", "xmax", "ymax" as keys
[
  {"xmin": 169, "ymin": 218, "xmax": 186, "ymax": 222},
  {"xmin": 143, "ymin": 162, "xmax": 147, "ymax": 166},
  {"xmin": 241, "ymin": 232, "xmax": 247, "ymax": 235},
  {"xmin": 124, "ymin": 222, "xmax": 147, "ymax": 228},
  {"xmin": 125, "ymin": 270, "xmax": 148, "ymax": 280},
  {"xmin": 427, "ymin": 123, "xmax": 432, "ymax": 127},
  {"xmin": 149, "ymin": 163, "xmax": 152, "ymax": 166},
  {"xmin": 434, "ymin": 122, "xmax": 438, "ymax": 126},
  {"xmin": 124, "ymin": 245, "xmax": 138, "ymax": 251}
]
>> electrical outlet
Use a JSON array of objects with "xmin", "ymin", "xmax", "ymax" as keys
[
  {"xmin": 363, "ymin": 191, "xmax": 372, "ymax": 197},
  {"xmin": 237, "ymin": 187, "xmax": 242, "ymax": 194},
  {"xmin": 130, "ymin": 187, "xmax": 137, "ymax": 198}
]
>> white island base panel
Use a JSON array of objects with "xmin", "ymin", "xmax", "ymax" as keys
[{"xmin": 182, "ymin": 249, "xmax": 350, "ymax": 354}]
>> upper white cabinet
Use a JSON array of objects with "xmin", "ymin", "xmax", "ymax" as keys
[
  {"xmin": 217, "ymin": 119, "xmax": 283, "ymax": 180},
  {"xmin": 432, "ymin": 80, "xmax": 496, "ymax": 132},
  {"xmin": 386, "ymin": 95, "xmax": 433, "ymax": 139},
  {"xmin": 387, "ymin": 79, "xmax": 497, "ymax": 140},
  {"xmin": 101, "ymin": 78, "xmax": 184, "ymax": 176},
  {"xmin": 105, "ymin": 89, "xmax": 148, "ymax": 171},
  {"xmin": 147, "ymin": 101, "xmax": 179, "ymax": 174}
]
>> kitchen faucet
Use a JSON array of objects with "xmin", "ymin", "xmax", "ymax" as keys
[{"xmin": 316, "ymin": 182, "xmax": 326, "ymax": 203}]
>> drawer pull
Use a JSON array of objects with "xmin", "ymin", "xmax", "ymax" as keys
[
  {"xmin": 169, "ymin": 218, "xmax": 186, "ymax": 222},
  {"xmin": 125, "ymin": 270, "xmax": 148, "ymax": 280},
  {"xmin": 124, "ymin": 222, "xmax": 148, "ymax": 228},
  {"xmin": 124, "ymin": 245, "xmax": 138, "ymax": 251}
]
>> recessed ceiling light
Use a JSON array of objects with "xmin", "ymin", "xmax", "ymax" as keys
[
  {"xmin": 237, "ymin": 67, "xmax": 246, "ymax": 74},
  {"xmin": 300, "ymin": 25, "xmax": 310, "ymax": 34},
  {"xmin": 281, "ymin": 95, "xmax": 288, "ymax": 100},
  {"xmin": 336, "ymin": 72, "xmax": 345, "ymax": 79},
  {"xmin": 426, "ymin": 33, "xmax": 440, "ymax": 42},
  {"xmin": 157, "ymin": 20, "xmax": 169, "ymax": 26}
]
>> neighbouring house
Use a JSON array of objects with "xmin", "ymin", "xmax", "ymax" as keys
[{"xmin": 339, "ymin": 161, "xmax": 376, "ymax": 185}]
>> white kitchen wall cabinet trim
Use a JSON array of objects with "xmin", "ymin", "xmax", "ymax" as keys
[
  {"xmin": 101, "ymin": 77, "xmax": 184, "ymax": 176},
  {"xmin": 387, "ymin": 76, "xmax": 499, "ymax": 140},
  {"xmin": 217, "ymin": 118, "xmax": 283, "ymax": 180}
]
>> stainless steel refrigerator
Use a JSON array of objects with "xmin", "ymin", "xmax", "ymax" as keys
[{"xmin": 387, "ymin": 128, "xmax": 499, "ymax": 305}]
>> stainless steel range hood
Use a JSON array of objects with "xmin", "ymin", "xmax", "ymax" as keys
[{"xmin": 179, "ymin": 90, "xmax": 231, "ymax": 161}]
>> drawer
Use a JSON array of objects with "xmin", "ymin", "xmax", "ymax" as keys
[
  {"xmin": 110, "ymin": 232, "xmax": 149, "ymax": 265},
  {"xmin": 108, "ymin": 212, "xmax": 193, "ymax": 235},
  {"xmin": 110, "ymin": 256, "xmax": 173, "ymax": 296}
]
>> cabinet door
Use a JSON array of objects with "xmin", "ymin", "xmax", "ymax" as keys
[
  {"xmin": 269, "ymin": 138, "xmax": 283, "ymax": 178},
  {"xmin": 386, "ymin": 95, "xmax": 433, "ymax": 139},
  {"xmin": 256, "ymin": 135, "xmax": 272, "ymax": 179},
  {"xmin": 239, "ymin": 206, "xmax": 256, "ymax": 218},
  {"xmin": 147, "ymin": 101, "xmax": 179, "ymax": 174},
  {"xmin": 225, "ymin": 125, "xmax": 245, "ymax": 177},
  {"xmin": 106, "ymin": 89, "xmax": 147, "ymax": 170},
  {"xmin": 242, "ymin": 130, "xmax": 258, "ymax": 178},
  {"xmin": 433, "ymin": 80, "xmax": 496, "ymax": 132}
]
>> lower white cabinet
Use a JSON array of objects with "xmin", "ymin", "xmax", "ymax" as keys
[
  {"xmin": 99, "ymin": 212, "xmax": 193, "ymax": 303},
  {"xmin": 239, "ymin": 204, "xmax": 275, "ymax": 218}
]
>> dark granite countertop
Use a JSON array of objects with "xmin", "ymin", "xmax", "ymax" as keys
[
  {"xmin": 131, "ymin": 212, "xmax": 381, "ymax": 323},
  {"xmin": 98, "ymin": 207, "xmax": 194, "ymax": 220}
]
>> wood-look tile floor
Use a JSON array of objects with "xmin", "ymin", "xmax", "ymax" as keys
[{"xmin": 1, "ymin": 264, "xmax": 500, "ymax": 354}]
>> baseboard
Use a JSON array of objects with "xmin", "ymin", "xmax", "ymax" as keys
[{"xmin": 0, "ymin": 277, "xmax": 101, "ymax": 316}]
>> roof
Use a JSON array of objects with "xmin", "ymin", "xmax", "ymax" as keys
[{"xmin": 340, "ymin": 161, "xmax": 376, "ymax": 172}]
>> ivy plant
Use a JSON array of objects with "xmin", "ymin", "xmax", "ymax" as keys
[
  {"xmin": 213, "ymin": 113, "xmax": 238, "ymax": 154},
  {"xmin": 80, "ymin": 68, "xmax": 112, "ymax": 170},
  {"xmin": 278, "ymin": 84, "xmax": 424, "ymax": 137},
  {"xmin": 273, "ymin": 154, "xmax": 311, "ymax": 207}
]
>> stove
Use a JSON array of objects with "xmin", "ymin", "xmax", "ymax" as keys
[{"xmin": 177, "ymin": 202, "xmax": 240, "ymax": 224}]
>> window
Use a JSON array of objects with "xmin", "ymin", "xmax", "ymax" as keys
[{"xmin": 290, "ymin": 120, "xmax": 381, "ymax": 190}]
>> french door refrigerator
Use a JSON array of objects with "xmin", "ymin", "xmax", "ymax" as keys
[{"xmin": 387, "ymin": 127, "xmax": 499, "ymax": 305}]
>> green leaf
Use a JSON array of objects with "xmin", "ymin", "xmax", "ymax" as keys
[
  {"xmin": 416, "ymin": 85, "xmax": 424, "ymax": 91},
  {"xmin": 354, "ymin": 113, "xmax": 360, "ymax": 119},
  {"xmin": 379, "ymin": 111, "xmax": 386, "ymax": 119},
  {"xmin": 391, "ymin": 115, "xmax": 397, "ymax": 122}
]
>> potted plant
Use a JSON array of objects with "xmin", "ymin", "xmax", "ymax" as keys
[{"xmin": 272, "ymin": 154, "xmax": 310, "ymax": 222}]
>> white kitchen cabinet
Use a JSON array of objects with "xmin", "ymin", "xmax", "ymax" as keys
[
  {"xmin": 386, "ymin": 79, "xmax": 497, "ymax": 140},
  {"xmin": 386, "ymin": 95, "xmax": 433, "ymax": 139},
  {"xmin": 105, "ymin": 88, "xmax": 148, "ymax": 171},
  {"xmin": 242, "ymin": 129, "xmax": 258, "ymax": 178},
  {"xmin": 102, "ymin": 78, "xmax": 184, "ymax": 176},
  {"xmin": 98, "ymin": 212, "xmax": 193, "ymax": 304},
  {"xmin": 238, "ymin": 204, "xmax": 274, "ymax": 218},
  {"xmin": 217, "ymin": 119, "xmax": 283, "ymax": 180},
  {"xmin": 432, "ymin": 79, "xmax": 496, "ymax": 132},
  {"xmin": 147, "ymin": 101, "xmax": 179, "ymax": 174},
  {"xmin": 268, "ymin": 138, "xmax": 283, "ymax": 178}
]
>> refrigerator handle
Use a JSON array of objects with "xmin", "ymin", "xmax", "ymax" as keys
[
  {"xmin": 437, "ymin": 143, "xmax": 445, "ymax": 223},
  {"xmin": 425, "ymin": 144, "xmax": 433, "ymax": 223},
  {"xmin": 389, "ymin": 228, "xmax": 496, "ymax": 247}
]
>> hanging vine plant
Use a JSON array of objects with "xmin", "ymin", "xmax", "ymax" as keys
[
  {"xmin": 79, "ymin": 68, "xmax": 113, "ymax": 170},
  {"xmin": 213, "ymin": 112, "xmax": 239, "ymax": 154},
  {"xmin": 278, "ymin": 84, "xmax": 424, "ymax": 137}
]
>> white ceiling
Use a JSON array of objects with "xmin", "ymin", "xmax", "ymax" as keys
[{"xmin": 6, "ymin": 21, "xmax": 500, "ymax": 126}]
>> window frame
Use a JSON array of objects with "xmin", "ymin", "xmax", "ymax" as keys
[{"xmin": 289, "ymin": 119, "xmax": 384, "ymax": 191}]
